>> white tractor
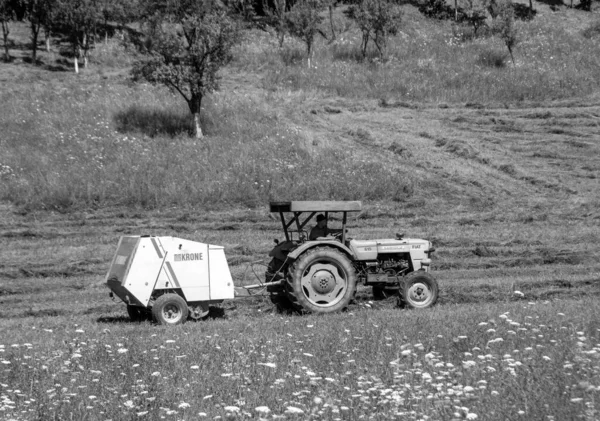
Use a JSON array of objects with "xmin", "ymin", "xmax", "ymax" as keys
[
  {"xmin": 266, "ymin": 201, "xmax": 438, "ymax": 313},
  {"xmin": 105, "ymin": 236, "xmax": 234, "ymax": 325},
  {"xmin": 105, "ymin": 201, "xmax": 439, "ymax": 323}
]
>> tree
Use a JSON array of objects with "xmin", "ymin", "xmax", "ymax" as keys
[
  {"xmin": 54, "ymin": 0, "xmax": 101, "ymax": 72},
  {"xmin": 24, "ymin": 0, "xmax": 51, "ymax": 63},
  {"xmin": 346, "ymin": 0, "xmax": 402, "ymax": 60},
  {"xmin": 286, "ymin": 0, "xmax": 324, "ymax": 67},
  {"xmin": 460, "ymin": 0, "xmax": 487, "ymax": 36},
  {"xmin": 263, "ymin": 0, "xmax": 288, "ymax": 47},
  {"xmin": 493, "ymin": 0, "xmax": 519, "ymax": 64},
  {"xmin": 0, "ymin": 0, "xmax": 14, "ymax": 61},
  {"xmin": 132, "ymin": 0, "xmax": 241, "ymax": 139}
]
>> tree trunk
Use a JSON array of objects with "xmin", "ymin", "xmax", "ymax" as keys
[
  {"xmin": 74, "ymin": 56, "xmax": 79, "ymax": 73},
  {"xmin": 45, "ymin": 31, "xmax": 50, "ymax": 52},
  {"xmin": 188, "ymin": 94, "xmax": 204, "ymax": 139},
  {"xmin": 30, "ymin": 20, "xmax": 40, "ymax": 63},
  {"xmin": 328, "ymin": 4, "xmax": 336, "ymax": 41},
  {"xmin": 455, "ymin": 0, "xmax": 458, "ymax": 21},
  {"xmin": 193, "ymin": 113, "xmax": 203, "ymax": 139},
  {"xmin": 1, "ymin": 21, "xmax": 9, "ymax": 62}
]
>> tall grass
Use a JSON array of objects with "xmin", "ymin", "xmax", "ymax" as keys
[
  {"xmin": 0, "ymin": 78, "xmax": 414, "ymax": 210},
  {"xmin": 239, "ymin": 6, "xmax": 600, "ymax": 103}
]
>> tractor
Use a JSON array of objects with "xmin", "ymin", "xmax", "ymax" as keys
[{"xmin": 265, "ymin": 201, "xmax": 438, "ymax": 313}]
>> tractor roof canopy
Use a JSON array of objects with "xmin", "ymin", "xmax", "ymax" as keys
[
  {"xmin": 270, "ymin": 201, "xmax": 362, "ymax": 243},
  {"xmin": 269, "ymin": 201, "xmax": 362, "ymax": 213}
]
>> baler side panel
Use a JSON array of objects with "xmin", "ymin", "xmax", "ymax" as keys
[
  {"xmin": 208, "ymin": 246, "xmax": 235, "ymax": 300},
  {"xmin": 165, "ymin": 239, "xmax": 210, "ymax": 302},
  {"xmin": 124, "ymin": 237, "xmax": 167, "ymax": 306}
]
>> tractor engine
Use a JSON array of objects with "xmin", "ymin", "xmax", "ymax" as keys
[{"xmin": 359, "ymin": 254, "xmax": 410, "ymax": 285}]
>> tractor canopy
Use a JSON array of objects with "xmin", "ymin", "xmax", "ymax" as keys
[{"xmin": 269, "ymin": 201, "xmax": 362, "ymax": 244}]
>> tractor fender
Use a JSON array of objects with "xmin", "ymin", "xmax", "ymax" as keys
[{"xmin": 287, "ymin": 240, "xmax": 355, "ymax": 261}]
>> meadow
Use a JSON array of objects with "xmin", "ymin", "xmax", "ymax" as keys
[{"xmin": 1, "ymin": 1, "xmax": 600, "ymax": 420}]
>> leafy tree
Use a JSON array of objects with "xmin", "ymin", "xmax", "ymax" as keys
[
  {"xmin": 24, "ymin": 0, "xmax": 52, "ymax": 63},
  {"xmin": 493, "ymin": 0, "xmax": 518, "ymax": 64},
  {"xmin": 346, "ymin": 0, "xmax": 402, "ymax": 60},
  {"xmin": 460, "ymin": 0, "xmax": 487, "ymax": 35},
  {"xmin": 263, "ymin": 0, "xmax": 288, "ymax": 47},
  {"xmin": 54, "ymin": 0, "xmax": 101, "ymax": 72},
  {"xmin": 132, "ymin": 0, "xmax": 241, "ymax": 139},
  {"xmin": 99, "ymin": 0, "xmax": 134, "ymax": 43},
  {"xmin": 0, "ymin": 0, "xmax": 14, "ymax": 61},
  {"xmin": 286, "ymin": 0, "xmax": 324, "ymax": 67}
]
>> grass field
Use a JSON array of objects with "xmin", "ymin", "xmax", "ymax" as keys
[{"xmin": 1, "ymin": 1, "xmax": 600, "ymax": 420}]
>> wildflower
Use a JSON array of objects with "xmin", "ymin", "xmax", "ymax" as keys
[
  {"xmin": 137, "ymin": 411, "xmax": 148, "ymax": 416},
  {"xmin": 124, "ymin": 400, "xmax": 135, "ymax": 408},
  {"xmin": 258, "ymin": 362, "xmax": 277, "ymax": 368},
  {"xmin": 255, "ymin": 406, "xmax": 271, "ymax": 414},
  {"xmin": 466, "ymin": 413, "xmax": 478, "ymax": 420},
  {"xmin": 190, "ymin": 365, "xmax": 199, "ymax": 370},
  {"xmin": 178, "ymin": 402, "xmax": 190, "ymax": 409},
  {"xmin": 117, "ymin": 349, "xmax": 128, "ymax": 354},
  {"xmin": 151, "ymin": 372, "xmax": 160, "ymax": 377},
  {"xmin": 224, "ymin": 406, "xmax": 240, "ymax": 412},
  {"xmin": 285, "ymin": 406, "xmax": 304, "ymax": 414}
]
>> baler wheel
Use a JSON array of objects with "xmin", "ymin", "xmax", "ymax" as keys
[
  {"xmin": 400, "ymin": 272, "xmax": 438, "ymax": 309},
  {"xmin": 152, "ymin": 294, "xmax": 189, "ymax": 325},
  {"xmin": 286, "ymin": 247, "xmax": 357, "ymax": 314}
]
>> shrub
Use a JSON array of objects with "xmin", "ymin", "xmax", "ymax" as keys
[
  {"xmin": 476, "ymin": 49, "xmax": 507, "ymax": 67},
  {"xmin": 582, "ymin": 21, "xmax": 600, "ymax": 39}
]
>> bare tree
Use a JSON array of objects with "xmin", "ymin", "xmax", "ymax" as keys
[{"xmin": 132, "ymin": 0, "xmax": 241, "ymax": 139}]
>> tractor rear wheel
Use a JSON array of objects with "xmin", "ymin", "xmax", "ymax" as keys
[
  {"xmin": 400, "ymin": 272, "xmax": 438, "ymax": 309},
  {"xmin": 286, "ymin": 247, "xmax": 357, "ymax": 314},
  {"xmin": 152, "ymin": 294, "xmax": 189, "ymax": 325}
]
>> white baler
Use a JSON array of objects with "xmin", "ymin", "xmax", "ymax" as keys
[{"xmin": 105, "ymin": 236, "xmax": 234, "ymax": 325}]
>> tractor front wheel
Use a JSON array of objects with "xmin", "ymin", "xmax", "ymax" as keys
[
  {"xmin": 152, "ymin": 294, "xmax": 189, "ymax": 325},
  {"xmin": 400, "ymin": 272, "xmax": 438, "ymax": 309},
  {"xmin": 286, "ymin": 247, "xmax": 357, "ymax": 314}
]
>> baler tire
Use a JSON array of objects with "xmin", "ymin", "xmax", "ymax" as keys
[
  {"xmin": 126, "ymin": 305, "xmax": 147, "ymax": 322},
  {"xmin": 286, "ymin": 247, "xmax": 357, "ymax": 314},
  {"xmin": 152, "ymin": 294, "xmax": 189, "ymax": 325},
  {"xmin": 401, "ymin": 272, "xmax": 438, "ymax": 309}
]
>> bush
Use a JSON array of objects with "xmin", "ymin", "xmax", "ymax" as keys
[
  {"xmin": 418, "ymin": 0, "xmax": 456, "ymax": 19},
  {"xmin": 476, "ymin": 49, "xmax": 507, "ymax": 67},
  {"xmin": 114, "ymin": 106, "xmax": 194, "ymax": 137},
  {"xmin": 582, "ymin": 21, "xmax": 600, "ymax": 38}
]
